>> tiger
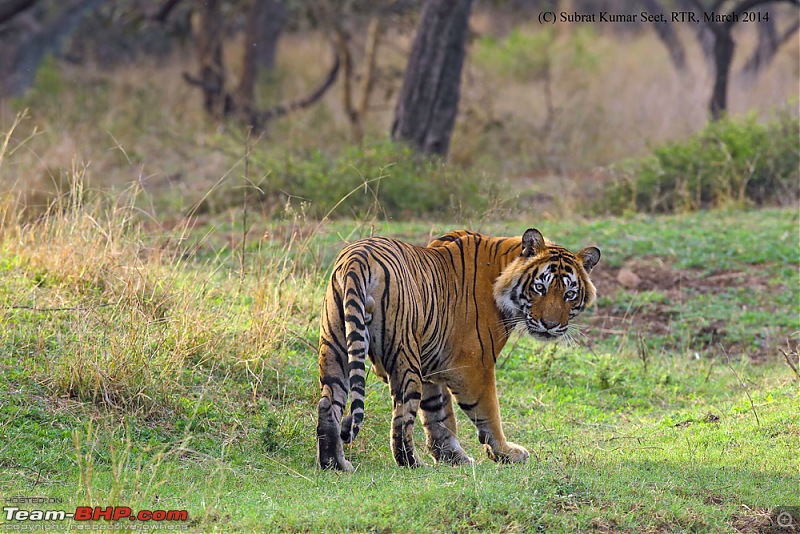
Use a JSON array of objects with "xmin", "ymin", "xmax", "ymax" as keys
[{"xmin": 316, "ymin": 228, "xmax": 600, "ymax": 471}]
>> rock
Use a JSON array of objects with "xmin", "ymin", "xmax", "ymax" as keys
[{"xmin": 617, "ymin": 267, "xmax": 641, "ymax": 289}]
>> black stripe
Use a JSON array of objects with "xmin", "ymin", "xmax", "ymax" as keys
[
  {"xmin": 321, "ymin": 375, "xmax": 347, "ymax": 392},
  {"xmin": 458, "ymin": 400, "xmax": 479, "ymax": 412},
  {"xmin": 346, "ymin": 331, "xmax": 365, "ymax": 343},
  {"xmin": 426, "ymin": 415, "xmax": 451, "ymax": 426},
  {"xmin": 420, "ymin": 395, "xmax": 444, "ymax": 412},
  {"xmin": 394, "ymin": 389, "xmax": 422, "ymax": 403},
  {"xmin": 344, "ymin": 314, "xmax": 365, "ymax": 329}
]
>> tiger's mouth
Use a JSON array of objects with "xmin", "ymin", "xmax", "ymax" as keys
[
  {"xmin": 524, "ymin": 313, "xmax": 566, "ymax": 340},
  {"xmin": 528, "ymin": 328, "xmax": 561, "ymax": 341}
]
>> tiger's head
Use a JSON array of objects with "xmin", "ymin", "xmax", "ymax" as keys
[{"xmin": 494, "ymin": 229, "xmax": 600, "ymax": 341}]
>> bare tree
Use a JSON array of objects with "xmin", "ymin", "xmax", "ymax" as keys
[
  {"xmin": 182, "ymin": 0, "xmax": 339, "ymax": 131},
  {"xmin": 391, "ymin": 0, "xmax": 474, "ymax": 157},
  {"xmin": 254, "ymin": 0, "xmax": 286, "ymax": 72},
  {"xmin": 690, "ymin": 0, "xmax": 799, "ymax": 119},
  {"xmin": 329, "ymin": 7, "xmax": 382, "ymax": 143},
  {"xmin": 651, "ymin": 0, "xmax": 799, "ymax": 119},
  {"xmin": 188, "ymin": 0, "xmax": 228, "ymax": 116}
]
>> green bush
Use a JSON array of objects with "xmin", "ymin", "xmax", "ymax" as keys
[
  {"xmin": 600, "ymin": 111, "xmax": 800, "ymax": 214},
  {"xmin": 257, "ymin": 140, "xmax": 491, "ymax": 219}
]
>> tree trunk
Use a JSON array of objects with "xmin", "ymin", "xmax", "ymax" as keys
[
  {"xmin": 710, "ymin": 26, "xmax": 735, "ymax": 120},
  {"xmin": 235, "ymin": 0, "xmax": 267, "ymax": 118},
  {"xmin": 192, "ymin": 0, "xmax": 228, "ymax": 117},
  {"xmin": 390, "ymin": 0, "xmax": 474, "ymax": 157},
  {"xmin": 255, "ymin": 0, "xmax": 285, "ymax": 71}
]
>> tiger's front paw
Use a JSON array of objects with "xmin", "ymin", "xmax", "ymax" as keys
[
  {"xmin": 434, "ymin": 447, "xmax": 474, "ymax": 466},
  {"xmin": 429, "ymin": 437, "xmax": 474, "ymax": 466},
  {"xmin": 319, "ymin": 454, "xmax": 354, "ymax": 472},
  {"xmin": 484, "ymin": 441, "xmax": 529, "ymax": 464}
]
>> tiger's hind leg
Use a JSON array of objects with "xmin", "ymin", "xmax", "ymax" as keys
[
  {"xmin": 388, "ymin": 352, "xmax": 424, "ymax": 468},
  {"xmin": 317, "ymin": 343, "xmax": 353, "ymax": 472},
  {"xmin": 419, "ymin": 383, "xmax": 473, "ymax": 465}
]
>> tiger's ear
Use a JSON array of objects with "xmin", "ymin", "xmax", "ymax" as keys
[
  {"xmin": 577, "ymin": 246, "xmax": 601, "ymax": 272},
  {"xmin": 521, "ymin": 228, "xmax": 545, "ymax": 258}
]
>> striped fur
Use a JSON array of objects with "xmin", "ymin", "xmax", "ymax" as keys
[{"xmin": 316, "ymin": 228, "xmax": 600, "ymax": 470}]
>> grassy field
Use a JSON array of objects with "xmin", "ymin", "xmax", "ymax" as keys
[
  {"xmin": 0, "ymin": 12, "xmax": 798, "ymax": 532},
  {"xmin": 0, "ymin": 192, "xmax": 797, "ymax": 531}
]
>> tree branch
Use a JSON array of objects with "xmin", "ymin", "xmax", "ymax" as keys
[
  {"xmin": 726, "ymin": 0, "xmax": 799, "ymax": 29},
  {"xmin": 151, "ymin": 0, "xmax": 184, "ymax": 23},
  {"xmin": 0, "ymin": 0, "xmax": 39, "ymax": 25},
  {"xmin": 251, "ymin": 52, "xmax": 340, "ymax": 130},
  {"xmin": 643, "ymin": 0, "xmax": 687, "ymax": 70},
  {"xmin": 741, "ymin": 17, "xmax": 798, "ymax": 75}
]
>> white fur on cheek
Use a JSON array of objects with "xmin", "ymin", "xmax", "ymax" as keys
[
  {"xmin": 494, "ymin": 289, "xmax": 518, "ymax": 317},
  {"xmin": 494, "ymin": 259, "xmax": 526, "ymax": 318}
]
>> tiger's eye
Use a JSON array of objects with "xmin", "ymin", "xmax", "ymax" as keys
[
  {"xmin": 565, "ymin": 290, "xmax": 577, "ymax": 300},
  {"xmin": 534, "ymin": 283, "xmax": 546, "ymax": 293}
]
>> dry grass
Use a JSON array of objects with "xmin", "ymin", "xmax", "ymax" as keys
[{"xmin": 0, "ymin": 161, "xmax": 321, "ymax": 415}]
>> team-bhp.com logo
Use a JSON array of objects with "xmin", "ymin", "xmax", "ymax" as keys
[{"xmin": 4, "ymin": 505, "xmax": 188, "ymax": 523}]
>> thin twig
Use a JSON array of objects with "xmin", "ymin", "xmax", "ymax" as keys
[
  {"xmin": 720, "ymin": 344, "xmax": 759, "ymax": 427},
  {"xmin": 264, "ymin": 454, "xmax": 315, "ymax": 483},
  {"xmin": 6, "ymin": 303, "xmax": 113, "ymax": 312},
  {"xmin": 286, "ymin": 327, "xmax": 317, "ymax": 354},
  {"xmin": 779, "ymin": 348, "xmax": 800, "ymax": 379},
  {"xmin": 239, "ymin": 127, "xmax": 253, "ymax": 283}
]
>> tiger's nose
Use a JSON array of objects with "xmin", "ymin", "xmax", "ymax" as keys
[{"xmin": 542, "ymin": 319, "xmax": 559, "ymax": 329}]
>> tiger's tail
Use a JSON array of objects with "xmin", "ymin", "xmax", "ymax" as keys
[{"xmin": 339, "ymin": 266, "xmax": 370, "ymax": 444}]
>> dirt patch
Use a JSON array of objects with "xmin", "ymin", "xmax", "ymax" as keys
[
  {"xmin": 590, "ymin": 259, "xmax": 762, "ymax": 295},
  {"xmin": 585, "ymin": 259, "xmax": 791, "ymax": 361}
]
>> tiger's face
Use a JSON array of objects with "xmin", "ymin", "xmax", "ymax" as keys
[{"xmin": 494, "ymin": 229, "xmax": 600, "ymax": 341}]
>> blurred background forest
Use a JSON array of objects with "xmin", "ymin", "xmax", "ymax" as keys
[{"xmin": 0, "ymin": 0, "xmax": 798, "ymax": 223}]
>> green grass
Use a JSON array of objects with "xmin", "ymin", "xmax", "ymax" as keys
[{"xmin": 0, "ymin": 202, "xmax": 798, "ymax": 532}]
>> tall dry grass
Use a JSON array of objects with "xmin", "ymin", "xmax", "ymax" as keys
[{"xmin": 0, "ymin": 131, "xmax": 323, "ymax": 415}]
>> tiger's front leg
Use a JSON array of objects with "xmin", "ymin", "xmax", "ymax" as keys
[{"xmin": 454, "ymin": 368, "xmax": 529, "ymax": 464}]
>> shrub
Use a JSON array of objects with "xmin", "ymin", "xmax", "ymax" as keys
[
  {"xmin": 600, "ymin": 110, "xmax": 800, "ymax": 214},
  {"xmin": 254, "ymin": 139, "xmax": 491, "ymax": 220}
]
